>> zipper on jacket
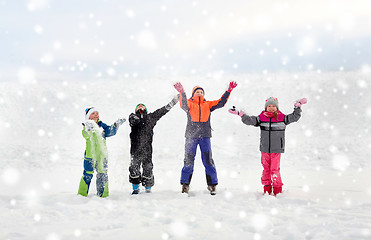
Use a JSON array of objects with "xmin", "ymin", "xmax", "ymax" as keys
[
  {"xmin": 198, "ymin": 96, "xmax": 201, "ymax": 122},
  {"xmin": 268, "ymin": 118, "xmax": 272, "ymax": 153}
]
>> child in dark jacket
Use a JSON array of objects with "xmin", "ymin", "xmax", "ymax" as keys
[
  {"xmin": 128, "ymin": 96, "xmax": 178, "ymax": 194},
  {"xmin": 229, "ymin": 97, "xmax": 307, "ymax": 196},
  {"xmin": 174, "ymin": 81, "xmax": 237, "ymax": 195}
]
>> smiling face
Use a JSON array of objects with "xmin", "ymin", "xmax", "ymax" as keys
[
  {"xmin": 266, "ymin": 104, "xmax": 277, "ymax": 113},
  {"xmin": 89, "ymin": 111, "xmax": 99, "ymax": 122},
  {"xmin": 193, "ymin": 89, "xmax": 204, "ymax": 97}
]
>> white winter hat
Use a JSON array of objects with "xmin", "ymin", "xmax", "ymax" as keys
[
  {"xmin": 85, "ymin": 107, "xmax": 99, "ymax": 120},
  {"xmin": 265, "ymin": 97, "xmax": 279, "ymax": 109}
]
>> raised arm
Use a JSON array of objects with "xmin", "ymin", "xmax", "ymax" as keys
[
  {"xmin": 99, "ymin": 121, "xmax": 118, "ymax": 137},
  {"xmin": 209, "ymin": 81, "xmax": 237, "ymax": 111},
  {"xmin": 174, "ymin": 82, "xmax": 189, "ymax": 112},
  {"xmin": 284, "ymin": 98, "xmax": 307, "ymax": 125}
]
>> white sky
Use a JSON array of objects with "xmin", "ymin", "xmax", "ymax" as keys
[{"xmin": 1, "ymin": 0, "xmax": 371, "ymax": 81}]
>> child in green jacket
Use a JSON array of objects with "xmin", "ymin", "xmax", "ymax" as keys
[{"xmin": 78, "ymin": 107, "xmax": 125, "ymax": 197}]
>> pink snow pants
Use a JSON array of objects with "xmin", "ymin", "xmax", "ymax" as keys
[{"xmin": 261, "ymin": 152, "xmax": 283, "ymax": 187}]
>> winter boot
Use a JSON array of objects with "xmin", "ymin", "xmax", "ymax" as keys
[
  {"xmin": 182, "ymin": 184, "xmax": 190, "ymax": 194},
  {"xmin": 132, "ymin": 184, "xmax": 140, "ymax": 195},
  {"xmin": 273, "ymin": 186, "xmax": 282, "ymax": 196},
  {"xmin": 145, "ymin": 186, "xmax": 152, "ymax": 193},
  {"xmin": 264, "ymin": 185, "xmax": 272, "ymax": 195},
  {"xmin": 207, "ymin": 185, "xmax": 216, "ymax": 195}
]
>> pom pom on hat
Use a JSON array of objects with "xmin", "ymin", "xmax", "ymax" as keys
[
  {"xmin": 85, "ymin": 107, "xmax": 98, "ymax": 120},
  {"xmin": 265, "ymin": 97, "xmax": 279, "ymax": 109}
]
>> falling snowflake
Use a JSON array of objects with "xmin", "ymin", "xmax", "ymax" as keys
[
  {"xmin": 170, "ymin": 221, "xmax": 188, "ymax": 237},
  {"xmin": 332, "ymin": 154, "xmax": 350, "ymax": 171},
  {"xmin": 18, "ymin": 67, "xmax": 36, "ymax": 84},
  {"xmin": 46, "ymin": 233, "xmax": 60, "ymax": 240},
  {"xmin": 2, "ymin": 168, "xmax": 20, "ymax": 185},
  {"xmin": 251, "ymin": 213, "xmax": 268, "ymax": 231}
]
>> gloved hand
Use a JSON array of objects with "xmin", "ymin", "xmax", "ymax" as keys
[
  {"xmin": 228, "ymin": 106, "xmax": 244, "ymax": 117},
  {"xmin": 228, "ymin": 81, "xmax": 238, "ymax": 92},
  {"xmin": 129, "ymin": 113, "xmax": 140, "ymax": 127},
  {"xmin": 294, "ymin": 98, "xmax": 308, "ymax": 108},
  {"xmin": 83, "ymin": 120, "xmax": 95, "ymax": 131},
  {"xmin": 174, "ymin": 82, "xmax": 185, "ymax": 93},
  {"xmin": 114, "ymin": 118, "xmax": 126, "ymax": 128},
  {"xmin": 165, "ymin": 94, "xmax": 179, "ymax": 110}
]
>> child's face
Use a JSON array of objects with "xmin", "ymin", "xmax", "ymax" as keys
[
  {"xmin": 193, "ymin": 89, "xmax": 204, "ymax": 97},
  {"xmin": 266, "ymin": 104, "xmax": 277, "ymax": 113},
  {"xmin": 89, "ymin": 111, "xmax": 99, "ymax": 122},
  {"xmin": 136, "ymin": 104, "xmax": 146, "ymax": 113}
]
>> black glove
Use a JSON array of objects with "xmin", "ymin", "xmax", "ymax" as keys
[{"xmin": 129, "ymin": 113, "xmax": 140, "ymax": 127}]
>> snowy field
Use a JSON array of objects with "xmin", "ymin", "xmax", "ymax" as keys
[{"xmin": 1, "ymin": 72, "xmax": 371, "ymax": 240}]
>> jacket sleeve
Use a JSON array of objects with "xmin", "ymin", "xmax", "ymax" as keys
[
  {"xmin": 241, "ymin": 114, "xmax": 260, "ymax": 126},
  {"xmin": 129, "ymin": 113, "xmax": 140, "ymax": 127},
  {"xmin": 99, "ymin": 121, "xmax": 118, "ymax": 137},
  {"xmin": 82, "ymin": 128, "xmax": 91, "ymax": 140},
  {"xmin": 209, "ymin": 91, "xmax": 230, "ymax": 112},
  {"xmin": 284, "ymin": 107, "xmax": 302, "ymax": 125},
  {"xmin": 149, "ymin": 106, "xmax": 169, "ymax": 123},
  {"xmin": 179, "ymin": 92, "xmax": 189, "ymax": 112}
]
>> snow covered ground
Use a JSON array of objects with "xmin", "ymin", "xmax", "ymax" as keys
[{"xmin": 1, "ymin": 72, "xmax": 371, "ymax": 240}]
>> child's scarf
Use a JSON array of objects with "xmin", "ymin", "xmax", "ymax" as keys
[{"xmin": 263, "ymin": 111, "xmax": 278, "ymax": 121}]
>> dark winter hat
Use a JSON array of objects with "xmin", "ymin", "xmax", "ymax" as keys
[
  {"xmin": 192, "ymin": 86, "xmax": 204, "ymax": 97},
  {"xmin": 135, "ymin": 103, "xmax": 148, "ymax": 113},
  {"xmin": 265, "ymin": 97, "xmax": 279, "ymax": 109},
  {"xmin": 85, "ymin": 107, "xmax": 99, "ymax": 120}
]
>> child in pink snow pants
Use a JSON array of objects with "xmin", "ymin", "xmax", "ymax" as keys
[{"xmin": 229, "ymin": 97, "xmax": 307, "ymax": 196}]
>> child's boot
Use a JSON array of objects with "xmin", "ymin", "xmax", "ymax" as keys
[
  {"xmin": 264, "ymin": 185, "xmax": 272, "ymax": 195},
  {"xmin": 182, "ymin": 184, "xmax": 189, "ymax": 194},
  {"xmin": 273, "ymin": 186, "xmax": 282, "ymax": 196},
  {"xmin": 78, "ymin": 174, "xmax": 93, "ymax": 197},
  {"xmin": 207, "ymin": 185, "xmax": 217, "ymax": 195},
  {"xmin": 145, "ymin": 186, "xmax": 151, "ymax": 193},
  {"xmin": 132, "ymin": 184, "xmax": 140, "ymax": 195}
]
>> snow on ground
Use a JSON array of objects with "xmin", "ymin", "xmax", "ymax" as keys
[{"xmin": 1, "ymin": 72, "xmax": 371, "ymax": 240}]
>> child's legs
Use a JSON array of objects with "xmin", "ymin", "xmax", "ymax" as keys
[
  {"xmin": 96, "ymin": 172, "xmax": 109, "ymax": 197},
  {"xmin": 199, "ymin": 138, "xmax": 218, "ymax": 185},
  {"xmin": 129, "ymin": 154, "xmax": 142, "ymax": 185},
  {"xmin": 96, "ymin": 155, "xmax": 109, "ymax": 197},
  {"xmin": 78, "ymin": 157, "xmax": 95, "ymax": 196},
  {"xmin": 142, "ymin": 153, "xmax": 154, "ymax": 187},
  {"xmin": 260, "ymin": 152, "xmax": 272, "ymax": 186},
  {"xmin": 270, "ymin": 153, "xmax": 283, "ymax": 187},
  {"xmin": 180, "ymin": 138, "xmax": 198, "ymax": 185}
]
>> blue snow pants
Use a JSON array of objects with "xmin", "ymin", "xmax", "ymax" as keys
[
  {"xmin": 78, "ymin": 152, "xmax": 109, "ymax": 197},
  {"xmin": 180, "ymin": 137, "xmax": 218, "ymax": 186}
]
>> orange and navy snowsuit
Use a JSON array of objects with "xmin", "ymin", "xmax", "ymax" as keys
[{"xmin": 179, "ymin": 89, "xmax": 230, "ymax": 186}]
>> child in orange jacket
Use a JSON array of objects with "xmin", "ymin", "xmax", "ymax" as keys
[{"xmin": 174, "ymin": 81, "xmax": 237, "ymax": 195}]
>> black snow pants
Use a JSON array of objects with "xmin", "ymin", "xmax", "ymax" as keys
[{"xmin": 129, "ymin": 151, "xmax": 154, "ymax": 187}]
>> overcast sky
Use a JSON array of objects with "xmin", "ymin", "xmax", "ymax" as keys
[{"xmin": 1, "ymin": 0, "xmax": 371, "ymax": 82}]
